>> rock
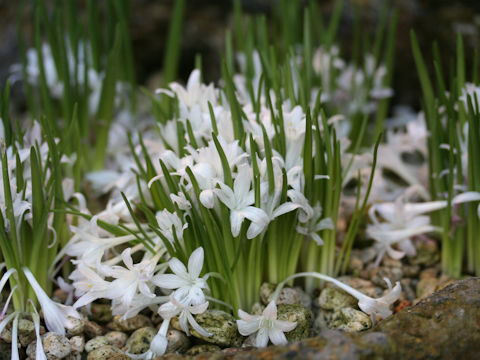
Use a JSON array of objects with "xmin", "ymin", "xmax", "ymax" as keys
[
  {"xmin": 165, "ymin": 329, "xmax": 190, "ymax": 354},
  {"xmin": 371, "ymin": 266, "xmax": 403, "ymax": 288},
  {"xmin": 347, "ymin": 255, "xmax": 364, "ymax": 274},
  {"xmin": 184, "ymin": 344, "xmax": 221, "ymax": 356},
  {"xmin": 106, "ymin": 354, "xmax": 130, "ymax": 360},
  {"xmin": 112, "ymin": 315, "xmax": 152, "ymax": 332},
  {"xmin": 374, "ymin": 277, "xmax": 480, "ymax": 359},
  {"xmin": 64, "ymin": 354, "xmax": 82, "ymax": 360},
  {"xmin": 330, "ymin": 307, "xmax": 372, "ymax": 332},
  {"xmin": 18, "ymin": 319, "xmax": 35, "ymax": 347},
  {"xmin": 259, "ymin": 282, "xmax": 310, "ymax": 306},
  {"xmin": 0, "ymin": 325, "xmax": 11, "ymax": 343},
  {"xmin": 90, "ymin": 303, "xmax": 113, "ymax": 323},
  {"xmin": 316, "ymin": 286, "xmax": 358, "ymax": 311},
  {"xmin": 182, "ymin": 278, "xmax": 480, "ymax": 360},
  {"xmin": 83, "ymin": 320, "xmax": 104, "ymax": 338},
  {"xmin": 105, "ymin": 331, "xmax": 128, "ymax": 348},
  {"xmin": 250, "ymin": 302, "xmax": 265, "ymax": 315},
  {"xmin": 409, "ymin": 238, "xmax": 439, "ymax": 266},
  {"xmin": 381, "ymin": 257, "xmax": 403, "ymax": 268},
  {"xmin": 0, "ymin": 339, "xmax": 11, "ymax": 360},
  {"xmin": 85, "ymin": 336, "xmax": 109, "ymax": 353},
  {"xmin": 87, "ymin": 345, "xmax": 123, "ymax": 360},
  {"xmin": 172, "ymin": 310, "xmax": 242, "ymax": 347},
  {"xmin": 69, "ymin": 336, "xmax": 85, "ymax": 354},
  {"xmin": 27, "ymin": 332, "xmax": 71, "ymax": 360},
  {"xmin": 312, "ymin": 308, "xmax": 334, "ymax": 335},
  {"xmin": 402, "ymin": 264, "xmax": 420, "ymax": 278},
  {"xmin": 66, "ymin": 317, "xmax": 84, "ymax": 337},
  {"xmin": 277, "ymin": 304, "xmax": 313, "ymax": 342},
  {"xmin": 126, "ymin": 327, "xmax": 156, "ymax": 354},
  {"xmin": 419, "ymin": 267, "xmax": 438, "ymax": 279},
  {"xmin": 400, "ymin": 278, "xmax": 416, "ymax": 303},
  {"xmin": 416, "ymin": 277, "xmax": 438, "ymax": 300}
]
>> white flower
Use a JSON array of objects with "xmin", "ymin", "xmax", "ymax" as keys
[
  {"xmin": 357, "ymin": 278, "xmax": 402, "ymax": 319},
  {"xmin": 158, "ymin": 294, "xmax": 210, "ymax": 337},
  {"xmin": 23, "ymin": 268, "xmax": 81, "ymax": 336},
  {"xmin": 155, "ymin": 209, "xmax": 188, "ymax": 244},
  {"xmin": 215, "ymin": 164, "xmax": 270, "ymax": 238},
  {"xmin": 153, "ymin": 247, "xmax": 209, "ymax": 306},
  {"xmin": 237, "ymin": 301, "xmax": 297, "ymax": 347},
  {"xmin": 296, "ymin": 203, "xmax": 334, "ymax": 245},
  {"xmin": 73, "ymin": 248, "xmax": 158, "ymax": 309},
  {"xmin": 366, "ymin": 195, "xmax": 446, "ymax": 265},
  {"xmin": 276, "ymin": 272, "xmax": 401, "ymax": 320}
]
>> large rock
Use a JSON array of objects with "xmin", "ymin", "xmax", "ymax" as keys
[
  {"xmin": 178, "ymin": 277, "xmax": 480, "ymax": 360},
  {"xmin": 171, "ymin": 310, "xmax": 242, "ymax": 347}
]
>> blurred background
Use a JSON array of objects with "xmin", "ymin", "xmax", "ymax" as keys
[{"xmin": 1, "ymin": 0, "xmax": 479, "ymax": 111}]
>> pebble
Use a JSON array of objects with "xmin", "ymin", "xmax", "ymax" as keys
[
  {"xmin": 250, "ymin": 302, "xmax": 265, "ymax": 315},
  {"xmin": 64, "ymin": 354, "xmax": 82, "ymax": 360},
  {"xmin": 317, "ymin": 286, "xmax": 358, "ymax": 311},
  {"xmin": 112, "ymin": 315, "xmax": 152, "ymax": 332},
  {"xmin": 85, "ymin": 336, "xmax": 110, "ymax": 353},
  {"xmin": 84, "ymin": 320, "xmax": 104, "ymax": 338},
  {"xmin": 18, "ymin": 319, "xmax": 35, "ymax": 347},
  {"xmin": 277, "ymin": 304, "xmax": 313, "ymax": 341},
  {"xmin": 69, "ymin": 335, "xmax": 85, "ymax": 354},
  {"xmin": 126, "ymin": 327, "xmax": 156, "ymax": 354},
  {"xmin": 381, "ymin": 257, "xmax": 403, "ymax": 268},
  {"xmin": 371, "ymin": 266, "xmax": 403, "ymax": 288},
  {"xmin": 402, "ymin": 264, "xmax": 421, "ymax": 278},
  {"xmin": 330, "ymin": 307, "xmax": 372, "ymax": 332},
  {"xmin": 165, "ymin": 329, "xmax": 190, "ymax": 354},
  {"xmin": 184, "ymin": 344, "xmax": 221, "ymax": 356},
  {"xmin": 259, "ymin": 282, "xmax": 311, "ymax": 306},
  {"xmin": 86, "ymin": 345, "xmax": 123, "ymax": 360},
  {"xmin": 347, "ymin": 255, "xmax": 364, "ymax": 273},
  {"xmin": 419, "ymin": 267, "xmax": 438, "ymax": 279},
  {"xmin": 27, "ymin": 332, "xmax": 71, "ymax": 359},
  {"xmin": 312, "ymin": 308, "xmax": 334, "ymax": 335},
  {"xmin": 66, "ymin": 317, "xmax": 84, "ymax": 337},
  {"xmin": 409, "ymin": 238, "xmax": 439, "ymax": 266},
  {"xmin": 105, "ymin": 331, "xmax": 128, "ymax": 348},
  {"xmin": 400, "ymin": 279, "xmax": 416, "ymax": 303},
  {"xmin": 416, "ymin": 277, "xmax": 438, "ymax": 300},
  {"xmin": 0, "ymin": 326, "xmax": 11, "ymax": 343},
  {"xmin": 172, "ymin": 310, "xmax": 242, "ymax": 347},
  {"xmin": 89, "ymin": 303, "xmax": 113, "ymax": 323}
]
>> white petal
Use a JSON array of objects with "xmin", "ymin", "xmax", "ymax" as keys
[
  {"xmin": 169, "ymin": 258, "xmax": 188, "ymax": 278},
  {"xmin": 188, "ymin": 248, "xmax": 204, "ymax": 279},
  {"xmin": 121, "ymin": 248, "xmax": 133, "ymax": 269},
  {"xmin": 234, "ymin": 164, "xmax": 252, "ymax": 200},
  {"xmin": 230, "ymin": 210, "xmax": 244, "ymax": 237},
  {"xmin": 150, "ymin": 333, "xmax": 168, "ymax": 356},
  {"xmin": 187, "ymin": 311, "xmax": 212, "ymax": 337},
  {"xmin": 237, "ymin": 319, "xmax": 260, "ymax": 336},
  {"xmin": 271, "ymin": 202, "xmax": 300, "ymax": 219},
  {"xmin": 262, "ymin": 301, "xmax": 277, "ymax": 319},
  {"xmin": 268, "ymin": 328, "xmax": 288, "ymax": 345},
  {"xmin": 238, "ymin": 309, "xmax": 259, "ymax": 322},
  {"xmin": 255, "ymin": 328, "xmax": 269, "ymax": 347},
  {"xmin": 274, "ymin": 319, "xmax": 297, "ymax": 332},
  {"xmin": 199, "ymin": 190, "xmax": 215, "ymax": 208}
]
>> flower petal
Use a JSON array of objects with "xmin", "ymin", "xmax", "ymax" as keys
[
  {"xmin": 188, "ymin": 248, "xmax": 204, "ymax": 280},
  {"xmin": 262, "ymin": 301, "xmax": 277, "ymax": 319},
  {"xmin": 268, "ymin": 328, "xmax": 288, "ymax": 346},
  {"xmin": 237, "ymin": 319, "xmax": 260, "ymax": 336},
  {"xmin": 169, "ymin": 258, "xmax": 188, "ymax": 278},
  {"xmin": 255, "ymin": 328, "xmax": 269, "ymax": 347}
]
